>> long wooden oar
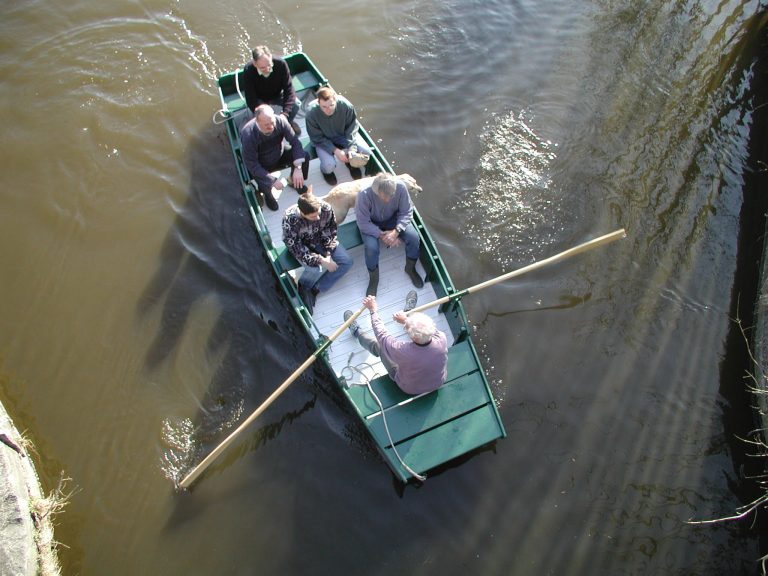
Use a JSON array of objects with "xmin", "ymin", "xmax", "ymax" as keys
[
  {"xmin": 179, "ymin": 305, "xmax": 367, "ymax": 489},
  {"xmin": 180, "ymin": 228, "xmax": 625, "ymax": 489},
  {"xmin": 406, "ymin": 228, "xmax": 627, "ymax": 316},
  {"xmin": 356, "ymin": 228, "xmax": 627, "ymax": 422}
]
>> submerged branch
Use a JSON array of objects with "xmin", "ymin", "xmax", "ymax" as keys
[{"xmin": 687, "ymin": 492, "xmax": 768, "ymax": 525}]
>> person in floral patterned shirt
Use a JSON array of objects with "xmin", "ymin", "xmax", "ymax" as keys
[{"xmin": 282, "ymin": 191, "xmax": 352, "ymax": 313}]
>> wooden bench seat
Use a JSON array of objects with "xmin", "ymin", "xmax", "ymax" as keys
[
  {"xmin": 366, "ymin": 371, "xmax": 488, "ymax": 446},
  {"xmin": 218, "ymin": 68, "xmax": 323, "ymax": 115},
  {"xmin": 382, "ymin": 404, "xmax": 503, "ymax": 476}
]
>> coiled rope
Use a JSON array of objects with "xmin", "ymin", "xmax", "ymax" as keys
[
  {"xmin": 341, "ymin": 362, "xmax": 426, "ymax": 482},
  {"xmin": 212, "ymin": 68, "xmax": 248, "ymax": 125}
]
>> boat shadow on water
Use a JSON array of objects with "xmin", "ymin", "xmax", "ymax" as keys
[{"xmin": 135, "ymin": 121, "xmax": 373, "ymax": 490}]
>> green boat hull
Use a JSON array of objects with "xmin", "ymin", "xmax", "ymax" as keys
[{"xmin": 216, "ymin": 52, "xmax": 505, "ymax": 482}]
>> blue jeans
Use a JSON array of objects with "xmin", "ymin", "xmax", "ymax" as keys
[
  {"xmin": 256, "ymin": 148, "xmax": 311, "ymax": 195},
  {"xmin": 316, "ymin": 135, "xmax": 372, "ymax": 175},
  {"xmin": 298, "ymin": 244, "xmax": 353, "ymax": 293},
  {"xmin": 362, "ymin": 217, "xmax": 420, "ymax": 271}
]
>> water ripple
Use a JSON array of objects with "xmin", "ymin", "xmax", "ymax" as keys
[{"xmin": 453, "ymin": 109, "xmax": 561, "ymax": 269}]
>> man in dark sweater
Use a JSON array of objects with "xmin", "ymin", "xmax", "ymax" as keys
[
  {"xmin": 240, "ymin": 105, "xmax": 309, "ymax": 211},
  {"xmin": 242, "ymin": 46, "xmax": 300, "ymax": 133}
]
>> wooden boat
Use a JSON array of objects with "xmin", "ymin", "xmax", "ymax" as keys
[{"xmin": 216, "ymin": 52, "xmax": 506, "ymax": 482}]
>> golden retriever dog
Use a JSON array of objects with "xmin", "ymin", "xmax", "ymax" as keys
[{"xmin": 323, "ymin": 173, "xmax": 423, "ymax": 224}]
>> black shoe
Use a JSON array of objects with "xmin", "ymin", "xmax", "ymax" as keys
[
  {"xmin": 348, "ymin": 166, "xmax": 363, "ymax": 180},
  {"xmin": 290, "ymin": 121, "xmax": 302, "ymax": 136},
  {"xmin": 366, "ymin": 268, "xmax": 379, "ymax": 296},
  {"xmin": 404, "ymin": 290, "xmax": 418, "ymax": 312},
  {"xmin": 292, "ymin": 184, "xmax": 308, "ymax": 194},
  {"xmin": 322, "ymin": 171, "xmax": 338, "ymax": 186},
  {"xmin": 404, "ymin": 258, "xmax": 424, "ymax": 289},
  {"xmin": 263, "ymin": 190, "xmax": 279, "ymax": 211},
  {"xmin": 298, "ymin": 284, "xmax": 317, "ymax": 314},
  {"xmin": 343, "ymin": 310, "xmax": 359, "ymax": 336}
]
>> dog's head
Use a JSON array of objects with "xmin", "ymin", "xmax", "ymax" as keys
[{"xmin": 398, "ymin": 173, "xmax": 422, "ymax": 197}]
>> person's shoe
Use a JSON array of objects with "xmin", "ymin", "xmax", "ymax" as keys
[
  {"xmin": 348, "ymin": 165, "xmax": 363, "ymax": 180},
  {"xmin": 404, "ymin": 258, "xmax": 424, "ymax": 288},
  {"xmin": 322, "ymin": 171, "xmax": 338, "ymax": 186},
  {"xmin": 366, "ymin": 268, "xmax": 379, "ymax": 296},
  {"xmin": 343, "ymin": 310, "xmax": 360, "ymax": 336},
  {"xmin": 290, "ymin": 121, "xmax": 302, "ymax": 136},
  {"xmin": 298, "ymin": 284, "xmax": 317, "ymax": 314},
  {"xmin": 404, "ymin": 290, "xmax": 418, "ymax": 312},
  {"xmin": 292, "ymin": 184, "xmax": 308, "ymax": 194},
  {"xmin": 263, "ymin": 189, "xmax": 279, "ymax": 211}
]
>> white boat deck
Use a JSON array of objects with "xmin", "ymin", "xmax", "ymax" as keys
[{"xmin": 259, "ymin": 114, "xmax": 453, "ymax": 381}]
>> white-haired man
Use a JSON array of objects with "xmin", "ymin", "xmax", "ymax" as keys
[
  {"xmin": 344, "ymin": 293, "xmax": 448, "ymax": 395},
  {"xmin": 356, "ymin": 172, "xmax": 423, "ymax": 296}
]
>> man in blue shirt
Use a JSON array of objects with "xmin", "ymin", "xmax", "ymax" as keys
[{"xmin": 355, "ymin": 173, "xmax": 424, "ymax": 295}]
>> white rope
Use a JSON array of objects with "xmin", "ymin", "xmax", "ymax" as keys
[
  {"xmin": 341, "ymin": 363, "xmax": 427, "ymax": 482},
  {"xmin": 235, "ymin": 67, "xmax": 245, "ymax": 104},
  {"xmin": 211, "ymin": 67, "xmax": 248, "ymax": 126},
  {"xmin": 212, "ymin": 108, "xmax": 230, "ymax": 125}
]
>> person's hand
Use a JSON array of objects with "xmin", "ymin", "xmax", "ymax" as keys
[
  {"xmin": 291, "ymin": 166, "xmax": 305, "ymax": 189},
  {"xmin": 363, "ymin": 295, "xmax": 377, "ymax": 313},
  {"xmin": 393, "ymin": 311, "xmax": 407, "ymax": 324},
  {"xmin": 381, "ymin": 229, "xmax": 401, "ymax": 247},
  {"xmin": 320, "ymin": 254, "xmax": 338, "ymax": 272},
  {"xmin": 334, "ymin": 148, "xmax": 349, "ymax": 163},
  {"xmin": 273, "ymin": 178, "xmax": 285, "ymax": 191}
]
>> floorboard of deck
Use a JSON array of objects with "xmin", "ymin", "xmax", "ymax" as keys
[{"xmin": 257, "ymin": 143, "xmax": 453, "ymax": 381}]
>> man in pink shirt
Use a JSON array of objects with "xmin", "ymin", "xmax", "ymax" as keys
[{"xmin": 344, "ymin": 294, "xmax": 448, "ymax": 395}]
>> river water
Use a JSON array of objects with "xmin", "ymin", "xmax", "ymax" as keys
[{"xmin": 0, "ymin": 0, "xmax": 766, "ymax": 574}]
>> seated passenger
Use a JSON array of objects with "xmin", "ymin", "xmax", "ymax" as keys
[
  {"xmin": 242, "ymin": 45, "xmax": 301, "ymax": 134},
  {"xmin": 282, "ymin": 191, "xmax": 353, "ymax": 314},
  {"xmin": 305, "ymin": 86, "xmax": 371, "ymax": 185},
  {"xmin": 344, "ymin": 294, "xmax": 448, "ymax": 395},
  {"xmin": 240, "ymin": 105, "xmax": 309, "ymax": 211},
  {"xmin": 355, "ymin": 173, "xmax": 423, "ymax": 295}
]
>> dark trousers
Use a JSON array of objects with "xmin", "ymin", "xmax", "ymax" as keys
[
  {"xmin": 257, "ymin": 148, "xmax": 310, "ymax": 194},
  {"xmin": 352, "ymin": 330, "xmax": 398, "ymax": 379}
]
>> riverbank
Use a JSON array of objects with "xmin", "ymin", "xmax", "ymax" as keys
[
  {"xmin": 745, "ymin": 9, "xmax": 768, "ymax": 556},
  {"xmin": 753, "ymin": 17, "xmax": 768, "ymax": 429},
  {"xmin": 0, "ymin": 401, "xmax": 61, "ymax": 576}
]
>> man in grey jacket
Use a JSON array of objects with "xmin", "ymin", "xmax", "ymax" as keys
[{"xmin": 355, "ymin": 173, "xmax": 424, "ymax": 295}]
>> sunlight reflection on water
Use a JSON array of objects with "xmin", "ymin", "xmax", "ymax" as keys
[{"xmin": 454, "ymin": 110, "xmax": 561, "ymax": 268}]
